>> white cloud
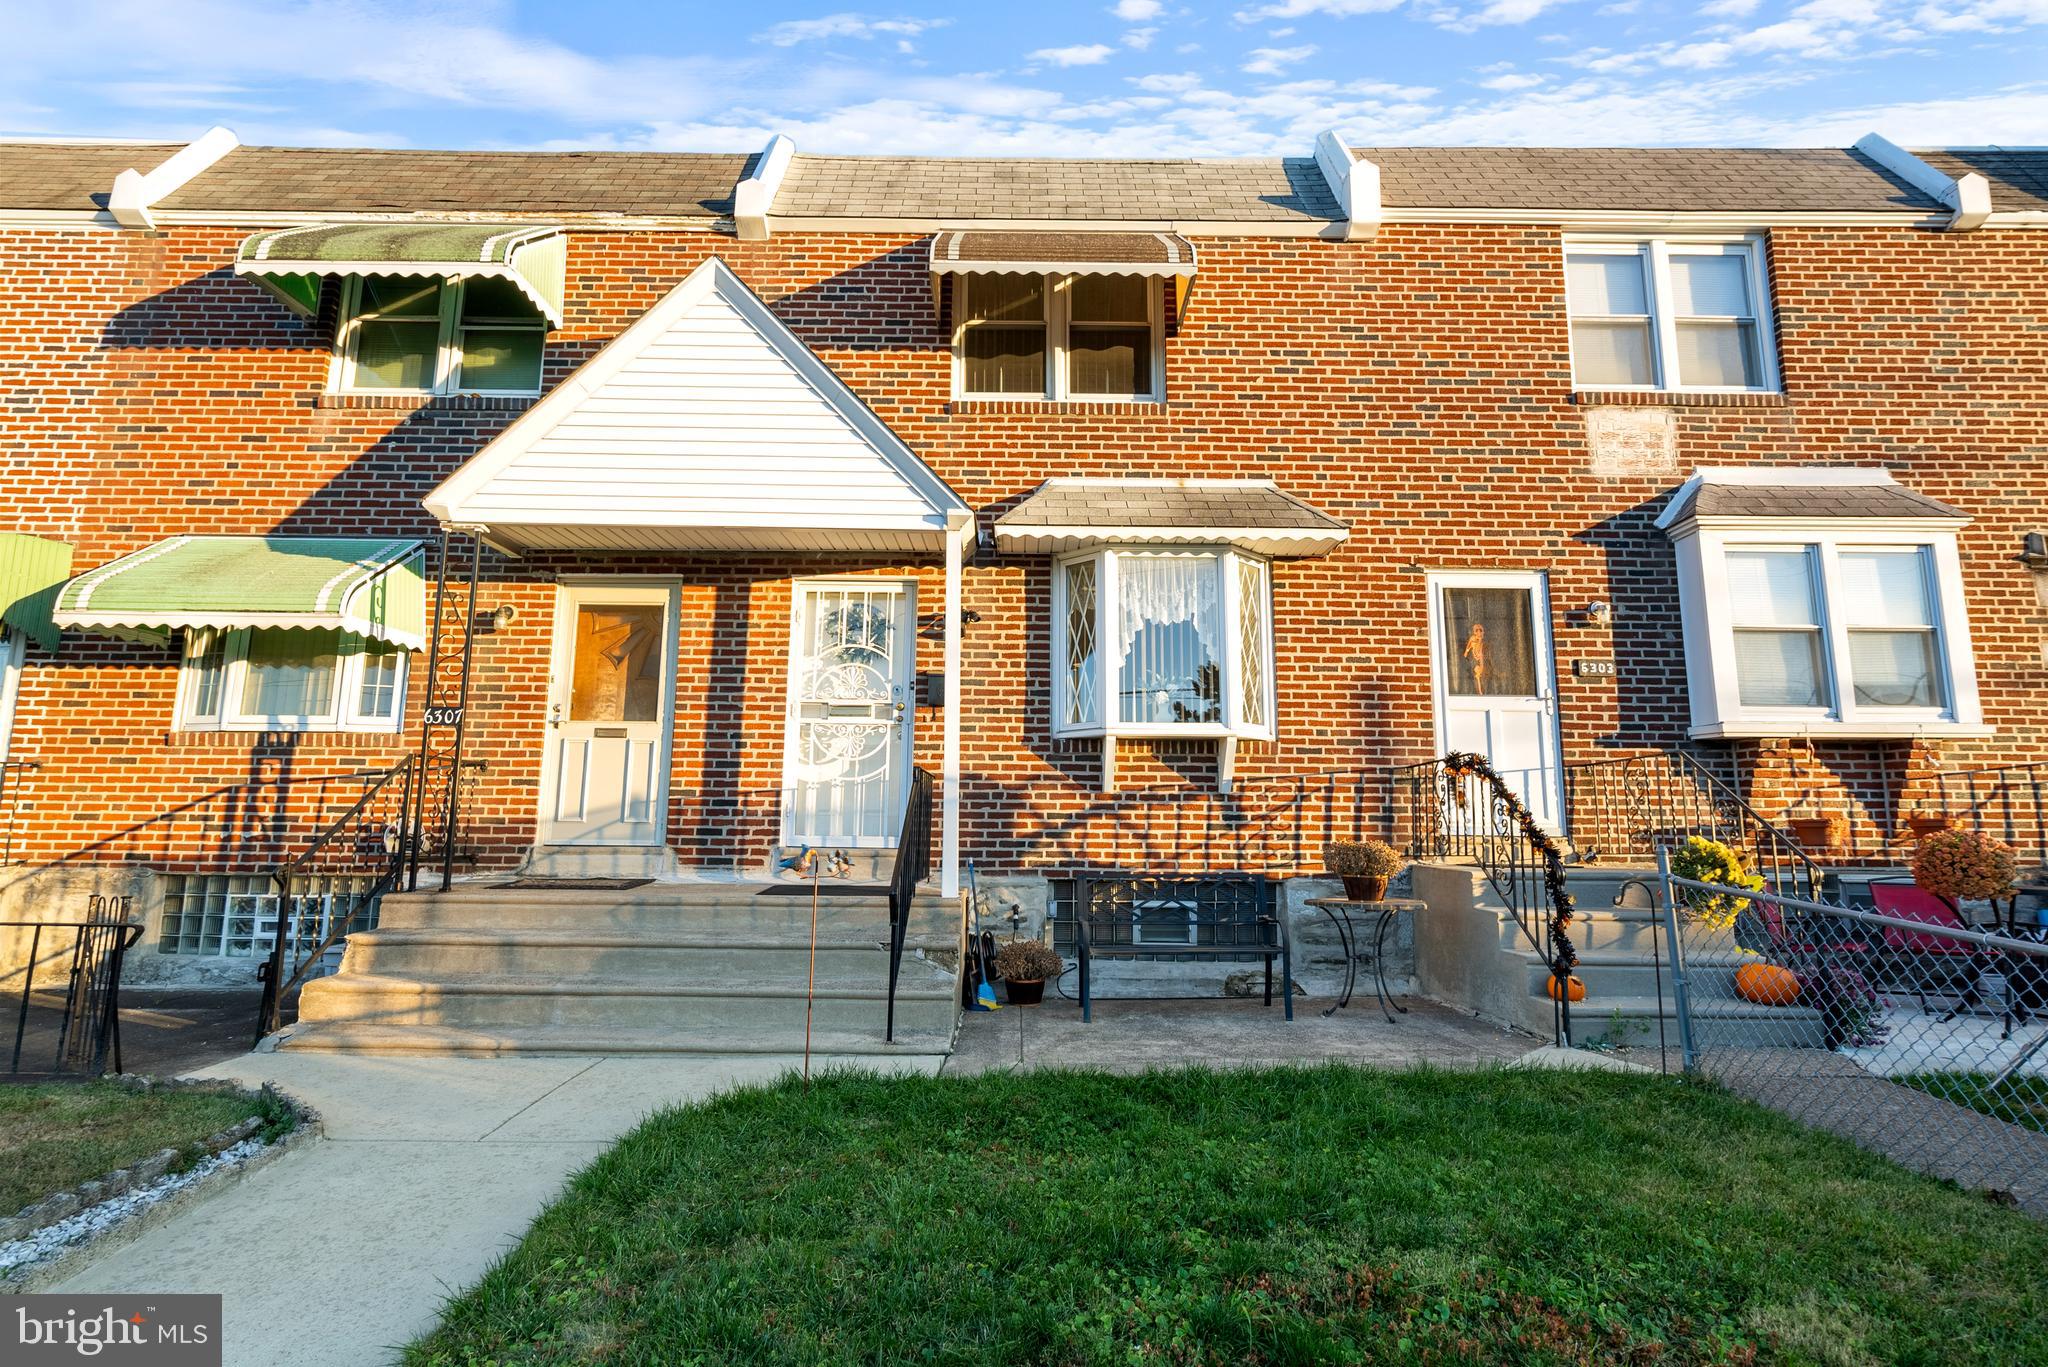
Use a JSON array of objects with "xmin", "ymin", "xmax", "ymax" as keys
[
  {"xmin": 1242, "ymin": 44, "xmax": 1318, "ymax": 75},
  {"xmin": 759, "ymin": 14, "xmax": 951, "ymax": 46},
  {"xmin": 1029, "ymin": 43, "xmax": 1118, "ymax": 66},
  {"xmin": 1700, "ymin": 0, "xmax": 1762, "ymax": 14},
  {"xmin": 1233, "ymin": 0, "xmax": 1404, "ymax": 20},
  {"xmin": 1123, "ymin": 26, "xmax": 1160, "ymax": 48},
  {"xmin": 1479, "ymin": 72, "xmax": 1548, "ymax": 90},
  {"xmin": 1434, "ymin": 0, "xmax": 1580, "ymax": 31},
  {"xmin": 1112, "ymin": 0, "xmax": 1165, "ymax": 17}
]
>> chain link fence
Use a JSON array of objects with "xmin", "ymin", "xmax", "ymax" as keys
[{"xmin": 1656, "ymin": 858, "xmax": 2048, "ymax": 1213}]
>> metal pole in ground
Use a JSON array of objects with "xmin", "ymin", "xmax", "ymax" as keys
[{"xmin": 1655, "ymin": 845, "xmax": 1698, "ymax": 1074}]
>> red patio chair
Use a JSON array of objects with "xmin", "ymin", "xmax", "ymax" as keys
[{"xmin": 1871, "ymin": 881, "xmax": 1977, "ymax": 1015}]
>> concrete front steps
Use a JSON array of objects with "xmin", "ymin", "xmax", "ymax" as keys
[
  {"xmin": 272, "ymin": 881, "xmax": 961, "ymax": 1056},
  {"xmin": 1414, "ymin": 863, "xmax": 1825, "ymax": 1049}
]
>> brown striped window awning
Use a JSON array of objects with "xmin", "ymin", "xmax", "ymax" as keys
[{"xmin": 927, "ymin": 230, "xmax": 1197, "ymax": 311}]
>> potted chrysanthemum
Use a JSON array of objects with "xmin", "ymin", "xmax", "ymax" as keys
[
  {"xmin": 1912, "ymin": 827, "xmax": 2017, "ymax": 904},
  {"xmin": 1323, "ymin": 839, "xmax": 1402, "ymax": 902},
  {"xmin": 992, "ymin": 937, "xmax": 1062, "ymax": 1006}
]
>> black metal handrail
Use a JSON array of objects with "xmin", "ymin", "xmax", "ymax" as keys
[
  {"xmin": 6, "ymin": 916, "xmax": 142, "ymax": 1076},
  {"xmin": 256, "ymin": 756, "xmax": 415, "ymax": 1040},
  {"xmin": 1398, "ymin": 754, "xmax": 1581, "ymax": 1044},
  {"xmin": 884, "ymin": 766, "xmax": 935, "ymax": 1043},
  {"xmin": 1563, "ymin": 750, "xmax": 1827, "ymax": 900},
  {"xmin": 0, "ymin": 758, "xmax": 37, "ymax": 865}
]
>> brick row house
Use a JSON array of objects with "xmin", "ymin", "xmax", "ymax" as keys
[{"xmin": 0, "ymin": 128, "xmax": 2042, "ymax": 1050}]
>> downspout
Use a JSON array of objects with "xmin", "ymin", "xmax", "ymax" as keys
[
  {"xmin": 1851, "ymin": 133, "xmax": 1992, "ymax": 232},
  {"xmin": 1313, "ymin": 129, "xmax": 1380, "ymax": 242},
  {"xmin": 734, "ymin": 134, "xmax": 795, "ymax": 241},
  {"xmin": 107, "ymin": 126, "xmax": 240, "ymax": 229}
]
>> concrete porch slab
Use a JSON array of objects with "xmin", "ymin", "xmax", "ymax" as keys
[{"xmin": 943, "ymin": 994, "xmax": 1537, "ymax": 1076}]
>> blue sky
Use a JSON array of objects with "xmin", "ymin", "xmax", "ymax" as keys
[{"xmin": 5, "ymin": 1, "xmax": 2044, "ymax": 153}]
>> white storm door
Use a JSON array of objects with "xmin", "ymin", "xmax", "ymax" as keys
[
  {"xmin": 1429, "ymin": 572, "xmax": 1564, "ymax": 832},
  {"xmin": 783, "ymin": 581, "xmax": 916, "ymax": 849},
  {"xmin": 540, "ymin": 583, "xmax": 675, "ymax": 846}
]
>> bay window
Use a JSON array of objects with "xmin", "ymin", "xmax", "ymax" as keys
[
  {"xmin": 1566, "ymin": 237, "xmax": 1776, "ymax": 393},
  {"xmin": 179, "ymin": 628, "xmax": 407, "ymax": 732},
  {"xmin": 1052, "ymin": 547, "xmax": 1272, "ymax": 740},
  {"xmin": 954, "ymin": 273, "xmax": 1163, "ymax": 402},
  {"xmin": 333, "ymin": 274, "xmax": 545, "ymax": 397}
]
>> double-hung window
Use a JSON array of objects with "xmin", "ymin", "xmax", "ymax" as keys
[
  {"xmin": 1566, "ymin": 238, "xmax": 1775, "ymax": 392},
  {"xmin": 1052, "ymin": 547, "xmax": 1272, "ymax": 740},
  {"xmin": 954, "ymin": 273, "xmax": 1163, "ymax": 401},
  {"xmin": 179, "ymin": 628, "xmax": 407, "ymax": 732},
  {"xmin": 333, "ymin": 274, "xmax": 545, "ymax": 397}
]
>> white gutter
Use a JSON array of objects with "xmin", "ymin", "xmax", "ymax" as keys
[
  {"xmin": 1852, "ymin": 132, "xmax": 1992, "ymax": 232},
  {"xmin": 107, "ymin": 126, "xmax": 240, "ymax": 230},
  {"xmin": 1313, "ymin": 129, "xmax": 1379, "ymax": 242},
  {"xmin": 734, "ymin": 133, "xmax": 795, "ymax": 241}
]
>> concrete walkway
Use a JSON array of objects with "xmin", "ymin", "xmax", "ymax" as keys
[{"xmin": 53, "ymin": 1050, "xmax": 946, "ymax": 1367}]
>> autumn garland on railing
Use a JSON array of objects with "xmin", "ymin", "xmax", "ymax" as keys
[{"xmin": 1441, "ymin": 751, "xmax": 1582, "ymax": 991}]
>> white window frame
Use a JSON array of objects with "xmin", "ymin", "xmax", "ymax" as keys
[
  {"xmin": 952, "ymin": 273, "xmax": 1165, "ymax": 403},
  {"xmin": 177, "ymin": 627, "xmax": 408, "ymax": 734},
  {"xmin": 1673, "ymin": 524, "xmax": 1986, "ymax": 740},
  {"xmin": 1050, "ymin": 544, "xmax": 1275, "ymax": 742},
  {"xmin": 1564, "ymin": 235, "xmax": 1779, "ymax": 394},
  {"xmin": 329, "ymin": 275, "xmax": 545, "ymax": 398}
]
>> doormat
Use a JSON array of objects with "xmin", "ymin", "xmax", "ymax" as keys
[
  {"xmin": 498, "ymin": 877, "xmax": 654, "ymax": 890},
  {"xmin": 757, "ymin": 883, "xmax": 889, "ymax": 898}
]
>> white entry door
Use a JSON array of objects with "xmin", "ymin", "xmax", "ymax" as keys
[
  {"xmin": 783, "ymin": 581, "xmax": 916, "ymax": 849},
  {"xmin": 1428, "ymin": 571, "xmax": 1565, "ymax": 832},
  {"xmin": 539, "ymin": 583, "xmax": 676, "ymax": 846}
]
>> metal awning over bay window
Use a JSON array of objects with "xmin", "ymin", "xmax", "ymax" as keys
[
  {"xmin": 996, "ymin": 479, "xmax": 1348, "ymax": 790},
  {"xmin": 234, "ymin": 222, "xmax": 568, "ymax": 327},
  {"xmin": 52, "ymin": 536, "xmax": 428, "ymax": 650},
  {"xmin": 1657, "ymin": 468, "xmax": 1988, "ymax": 740}
]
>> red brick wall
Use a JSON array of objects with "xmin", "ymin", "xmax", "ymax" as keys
[{"xmin": 1, "ymin": 220, "xmax": 2043, "ymax": 876}]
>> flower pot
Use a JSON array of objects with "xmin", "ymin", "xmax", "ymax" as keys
[
  {"xmin": 1788, "ymin": 816, "xmax": 1846, "ymax": 851},
  {"xmin": 1905, "ymin": 814, "xmax": 1956, "ymax": 840},
  {"xmin": 1340, "ymin": 874, "xmax": 1389, "ymax": 902},
  {"xmin": 1004, "ymin": 977, "xmax": 1046, "ymax": 1006}
]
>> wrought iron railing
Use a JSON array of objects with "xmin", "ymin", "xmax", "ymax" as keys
[
  {"xmin": 884, "ymin": 766, "xmax": 935, "ymax": 1043},
  {"xmin": 408, "ymin": 756, "xmax": 488, "ymax": 890},
  {"xmin": 1562, "ymin": 750, "xmax": 1827, "ymax": 901},
  {"xmin": 0, "ymin": 758, "xmax": 36, "ymax": 865},
  {"xmin": 256, "ymin": 756, "xmax": 415, "ymax": 1040},
  {"xmin": 6, "ymin": 916, "xmax": 142, "ymax": 1076},
  {"xmin": 1396, "ymin": 754, "xmax": 1581, "ymax": 1044}
]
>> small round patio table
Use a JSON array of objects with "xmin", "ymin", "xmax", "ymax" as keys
[{"xmin": 1306, "ymin": 897, "xmax": 1424, "ymax": 1024}]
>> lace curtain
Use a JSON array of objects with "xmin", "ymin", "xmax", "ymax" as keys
[{"xmin": 1116, "ymin": 554, "xmax": 1222, "ymax": 725}]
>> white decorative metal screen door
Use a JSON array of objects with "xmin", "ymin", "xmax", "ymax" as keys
[
  {"xmin": 784, "ymin": 581, "xmax": 915, "ymax": 848},
  {"xmin": 1428, "ymin": 572, "xmax": 1565, "ymax": 832},
  {"xmin": 540, "ymin": 584, "xmax": 674, "ymax": 846}
]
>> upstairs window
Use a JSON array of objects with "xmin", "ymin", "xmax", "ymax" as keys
[
  {"xmin": 1565, "ymin": 238, "xmax": 1776, "ymax": 393},
  {"xmin": 954, "ymin": 273, "xmax": 1163, "ymax": 402},
  {"xmin": 179, "ymin": 628, "xmax": 407, "ymax": 732},
  {"xmin": 333, "ymin": 274, "xmax": 545, "ymax": 397},
  {"xmin": 1053, "ymin": 547, "xmax": 1271, "ymax": 739}
]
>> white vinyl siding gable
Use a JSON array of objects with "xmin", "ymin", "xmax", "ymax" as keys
[{"xmin": 455, "ymin": 291, "xmax": 937, "ymax": 533}]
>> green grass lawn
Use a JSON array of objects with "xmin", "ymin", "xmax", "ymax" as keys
[
  {"xmin": 408, "ymin": 1066, "xmax": 2048, "ymax": 1367},
  {"xmin": 0, "ymin": 1079, "xmax": 280, "ymax": 1216},
  {"xmin": 1897, "ymin": 1072, "xmax": 2048, "ymax": 1134}
]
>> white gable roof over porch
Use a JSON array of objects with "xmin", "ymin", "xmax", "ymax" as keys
[{"xmin": 425, "ymin": 257, "xmax": 970, "ymax": 554}]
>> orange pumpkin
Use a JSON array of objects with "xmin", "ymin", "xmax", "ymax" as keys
[
  {"xmin": 1546, "ymin": 974, "xmax": 1586, "ymax": 1002},
  {"xmin": 1734, "ymin": 961, "xmax": 1802, "ymax": 1006}
]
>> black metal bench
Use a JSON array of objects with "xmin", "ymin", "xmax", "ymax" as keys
[{"xmin": 1071, "ymin": 872, "xmax": 1292, "ymax": 1022}]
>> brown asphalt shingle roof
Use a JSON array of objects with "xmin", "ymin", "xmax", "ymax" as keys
[
  {"xmin": 0, "ymin": 141, "xmax": 180, "ymax": 211},
  {"xmin": 154, "ymin": 146, "xmax": 754, "ymax": 217},
  {"xmin": 998, "ymin": 480, "xmax": 1345, "ymax": 532},
  {"xmin": 1355, "ymin": 146, "xmax": 1942, "ymax": 213},
  {"xmin": 1664, "ymin": 479, "xmax": 1968, "ymax": 525},
  {"xmin": 775, "ymin": 155, "xmax": 1342, "ymax": 221},
  {"xmin": 1915, "ymin": 149, "xmax": 2048, "ymax": 212}
]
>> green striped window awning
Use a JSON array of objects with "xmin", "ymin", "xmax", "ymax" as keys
[
  {"xmin": 0, "ymin": 532, "xmax": 76, "ymax": 653},
  {"xmin": 52, "ymin": 537, "xmax": 427, "ymax": 650},
  {"xmin": 234, "ymin": 222, "xmax": 567, "ymax": 326}
]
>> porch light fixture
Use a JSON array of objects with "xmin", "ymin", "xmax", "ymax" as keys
[
  {"xmin": 2021, "ymin": 532, "xmax": 2048, "ymax": 570},
  {"xmin": 490, "ymin": 605, "xmax": 517, "ymax": 631},
  {"xmin": 1587, "ymin": 601, "xmax": 1613, "ymax": 626}
]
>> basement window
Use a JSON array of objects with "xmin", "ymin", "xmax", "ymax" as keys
[
  {"xmin": 157, "ymin": 871, "xmax": 378, "ymax": 973},
  {"xmin": 178, "ymin": 627, "xmax": 407, "ymax": 733},
  {"xmin": 332, "ymin": 274, "xmax": 545, "ymax": 397},
  {"xmin": 1052, "ymin": 547, "xmax": 1272, "ymax": 740}
]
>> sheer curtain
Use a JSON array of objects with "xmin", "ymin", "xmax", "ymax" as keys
[{"xmin": 1116, "ymin": 554, "xmax": 1222, "ymax": 724}]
